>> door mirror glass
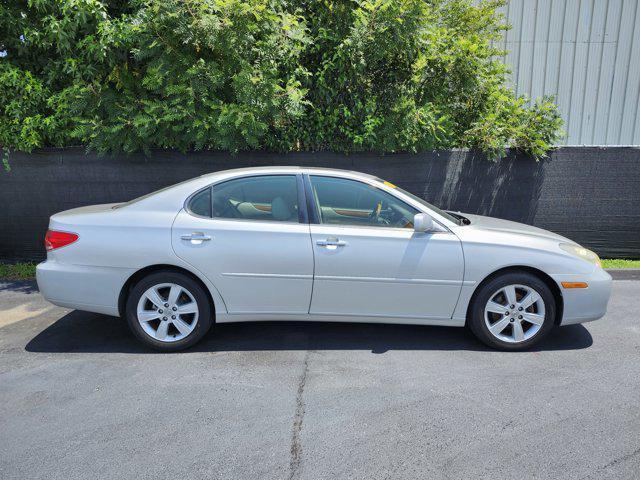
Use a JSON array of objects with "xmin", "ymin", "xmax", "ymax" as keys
[{"xmin": 413, "ymin": 213, "xmax": 434, "ymax": 232}]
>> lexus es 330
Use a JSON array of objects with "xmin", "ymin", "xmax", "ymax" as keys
[{"xmin": 36, "ymin": 167, "xmax": 612, "ymax": 351}]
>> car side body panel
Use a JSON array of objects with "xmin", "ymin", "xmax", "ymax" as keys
[
  {"xmin": 36, "ymin": 203, "xmax": 228, "ymax": 317},
  {"xmin": 308, "ymin": 225, "xmax": 464, "ymax": 321},
  {"xmin": 172, "ymin": 211, "xmax": 314, "ymax": 315},
  {"xmin": 451, "ymin": 218, "xmax": 612, "ymax": 325}
]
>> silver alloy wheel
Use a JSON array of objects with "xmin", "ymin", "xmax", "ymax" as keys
[
  {"xmin": 136, "ymin": 283, "xmax": 199, "ymax": 342},
  {"xmin": 484, "ymin": 284, "xmax": 546, "ymax": 343}
]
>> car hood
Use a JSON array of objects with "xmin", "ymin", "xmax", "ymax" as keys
[{"xmin": 457, "ymin": 213, "xmax": 574, "ymax": 244}]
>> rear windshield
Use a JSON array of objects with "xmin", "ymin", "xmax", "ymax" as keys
[{"xmin": 112, "ymin": 178, "xmax": 197, "ymax": 209}]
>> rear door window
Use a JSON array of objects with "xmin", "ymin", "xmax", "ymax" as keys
[{"xmin": 208, "ymin": 175, "xmax": 300, "ymax": 222}]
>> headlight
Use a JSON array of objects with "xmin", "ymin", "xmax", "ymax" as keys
[{"xmin": 559, "ymin": 243, "xmax": 601, "ymax": 267}]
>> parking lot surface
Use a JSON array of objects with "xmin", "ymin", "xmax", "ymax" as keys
[{"xmin": 1, "ymin": 280, "xmax": 639, "ymax": 480}]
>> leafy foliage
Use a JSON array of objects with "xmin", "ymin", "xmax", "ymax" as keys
[
  {"xmin": 0, "ymin": 261, "xmax": 37, "ymax": 280},
  {"xmin": 1, "ymin": 0, "xmax": 563, "ymax": 159}
]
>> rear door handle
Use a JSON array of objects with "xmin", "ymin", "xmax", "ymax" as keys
[
  {"xmin": 181, "ymin": 232, "xmax": 212, "ymax": 242},
  {"xmin": 316, "ymin": 237, "xmax": 347, "ymax": 247}
]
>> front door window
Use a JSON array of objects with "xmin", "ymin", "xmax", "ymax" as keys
[{"xmin": 309, "ymin": 176, "xmax": 418, "ymax": 228}]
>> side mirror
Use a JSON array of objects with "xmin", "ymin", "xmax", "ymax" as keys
[{"xmin": 413, "ymin": 213, "xmax": 434, "ymax": 233}]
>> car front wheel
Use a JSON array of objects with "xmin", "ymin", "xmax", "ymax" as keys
[
  {"xmin": 468, "ymin": 272, "xmax": 556, "ymax": 351},
  {"xmin": 125, "ymin": 271, "xmax": 213, "ymax": 351}
]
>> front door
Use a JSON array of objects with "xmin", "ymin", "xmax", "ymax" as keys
[
  {"xmin": 307, "ymin": 175, "xmax": 464, "ymax": 321},
  {"xmin": 173, "ymin": 174, "xmax": 314, "ymax": 315}
]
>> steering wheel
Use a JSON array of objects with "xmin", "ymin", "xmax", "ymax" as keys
[
  {"xmin": 368, "ymin": 201, "xmax": 390, "ymax": 225},
  {"xmin": 227, "ymin": 198, "xmax": 243, "ymax": 218}
]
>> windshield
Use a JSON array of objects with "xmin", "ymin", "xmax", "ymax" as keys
[{"xmin": 376, "ymin": 179, "xmax": 460, "ymax": 225}]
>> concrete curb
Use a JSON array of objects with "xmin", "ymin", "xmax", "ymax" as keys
[{"xmin": 606, "ymin": 269, "xmax": 640, "ymax": 280}]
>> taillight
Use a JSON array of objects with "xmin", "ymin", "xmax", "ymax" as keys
[{"xmin": 45, "ymin": 230, "xmax": 79, "ymax": 251}]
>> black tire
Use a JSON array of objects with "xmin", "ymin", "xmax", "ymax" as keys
[
  {"xmin": 468, "ymin": 271, "xmax": 556, "ymax": 351},
  {"xmin": 125, "ymin": 271, "xmax": 213, "ymax": 352}
]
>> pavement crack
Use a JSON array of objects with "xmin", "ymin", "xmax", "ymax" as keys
[
  {"xmin": 580, "ymin": 446, "xmax": 640, "ymax": 479},
  {"xmin": 600, "ymin": 447, "xmax": 640, "ymax": 472},
  {"xmin": 288, "ymin": 349, "xmax": 310, "ymax": 480}
]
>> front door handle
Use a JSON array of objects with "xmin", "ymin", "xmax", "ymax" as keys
[
  {"xmin": 316, "ymin": 237, "xmax": 347, "ymax": 247},
  {"xmin": 181, "ymin": 232, "xmax": 212, "ymax": 243}
]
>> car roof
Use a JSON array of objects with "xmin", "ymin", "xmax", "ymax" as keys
[{"xmin": 197, "ymin": 166, "xmax": 379, "ymax": 182}]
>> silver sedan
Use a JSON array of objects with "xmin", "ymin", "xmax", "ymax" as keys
[{"xmin": 37, "ymin": 167, "xmax": 612, "ymax": 351}]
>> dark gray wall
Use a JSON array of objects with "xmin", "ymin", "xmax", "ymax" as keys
[{"xmin": 1, "ymin": 147, "xmax": 639, "ymax": 261}]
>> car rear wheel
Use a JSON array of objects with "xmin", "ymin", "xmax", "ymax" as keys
[
  {"xmin": 125, "ymin": 271, "xmax": 213, "ymax": 351},
  {"xmin": 468, "ymin": 272, "xmax": 556, "ymax": 351}
]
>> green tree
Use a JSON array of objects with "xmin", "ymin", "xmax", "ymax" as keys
[
  {"xmin": 290, "ymin": 0, "xmax": 562, "ymax": 157},
  {"xmin": 0, "ymin": 0, "xmax": 563, "ymax": 160}
]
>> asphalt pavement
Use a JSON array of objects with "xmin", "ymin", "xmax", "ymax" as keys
[{"xmin": 0, "ymin": 280, "xmax": 639, "ymax": 480}]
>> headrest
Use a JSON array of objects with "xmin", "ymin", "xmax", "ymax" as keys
[{"xmin": 271, "ymin": 196, "xmax": 291, "ymax": 221}]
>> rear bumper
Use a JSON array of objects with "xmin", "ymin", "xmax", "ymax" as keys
[
  {"xmin": 552, "ymin": 268, "xmax": 613, "ymax": 325},
  {"xmin": 36, "ymin": 260, "xmax": 134, "ymax": 317}
]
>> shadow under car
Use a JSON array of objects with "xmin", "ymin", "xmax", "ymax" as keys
[{"xmin": 25, "ymin": 311, "xmax": 594, "ymax": 354}]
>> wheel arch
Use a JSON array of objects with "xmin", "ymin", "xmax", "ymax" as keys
[
  {"xmin": 465, "ymin": 266, "xmax": 564, "ymax": 326},
  {"xmin": 118, "ymin": 264, "xmax": 218, "ymax": 319}
]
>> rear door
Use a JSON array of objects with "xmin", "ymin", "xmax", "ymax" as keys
[
  {"xmin": 173, "ymin": 174, "xmax": 314, "ymax": 315},
  {"xmin": 306, "ymin": 175, "xmax": 464, "ymax": 321}
]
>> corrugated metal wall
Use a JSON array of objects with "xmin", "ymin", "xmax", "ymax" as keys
[{"xmin": 493, "ymin": 0, "xmax": 640, "ymax": 145}]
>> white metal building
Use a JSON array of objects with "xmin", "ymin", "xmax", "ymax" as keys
[{"xmin": 493, "ymin": 0, "xmax": 640, "ymax": 145}]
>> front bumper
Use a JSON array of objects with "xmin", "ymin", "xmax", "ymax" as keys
[{"xmin": 552, "ymin": 267, "xmax": 612, "ymax": 325}]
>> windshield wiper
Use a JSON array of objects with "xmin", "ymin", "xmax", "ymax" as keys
[{"xmin": 446, "ymin": 211, "xmax": 470, "ymax": 226}]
